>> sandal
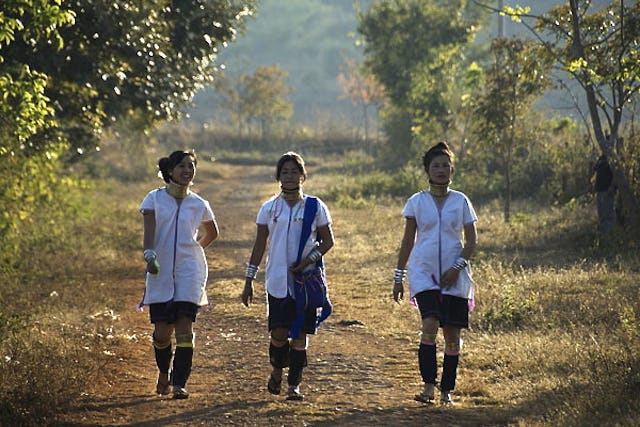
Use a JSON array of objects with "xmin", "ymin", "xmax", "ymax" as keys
[
  {"xmin": 414, "ymin": 383, "xmax": 435, "ymax": 404},
  {"xmin": 156, "ymin": 373, "xmax": 171, "ymax": 395},
  {"xmin": 172, "ymin": 386, "xmax": 189, "ymax": 399},
  {"xmin": 286, "ymin": 385, "xmax": 304, "ymax": 401},
  {"xmin": 267, "ymin": 373, "xmax": 282, "ymax": 395}
]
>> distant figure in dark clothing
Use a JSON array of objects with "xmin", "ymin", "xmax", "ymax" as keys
[{"xmin": 593, "ymin": 155, "xmax": 616, "ymax": 234}]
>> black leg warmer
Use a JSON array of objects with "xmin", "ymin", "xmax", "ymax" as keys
[
  {"xmin": 418, "ymin": 343, "xmax": 437, "ymax": 384},
  {"xmin": 287, "ymin": 348, "xmax": 307, "ymax": 387},
  {"xmin": 154, "ymin": 343, "xmax": 172, "ymax": 374},
  {"xmin": 171, "ymin": 347, "xmax": 194, "ymax": 388},
  {"xmin": 441, "ymin": 354, "xmax": 459, "ymax": 391},
  {"xmin": 269, "ymin": 341, "xmax": 290, "ymax": 369}
]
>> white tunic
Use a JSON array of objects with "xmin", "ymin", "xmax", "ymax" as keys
[
  {"xmin": 140, "ymin": 188, "xmax": 215, "ymax": 306},
  {"xmin": 256, "ymin": 194, "xmax": 332, "ymax": 299},
  {"xmin": 402, "ymin": 190, "xmax": 477, "ymax": 299}
]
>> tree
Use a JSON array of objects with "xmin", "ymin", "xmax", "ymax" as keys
[
  {"xmin": 0, "ymin": 1, "xmax": 76, "ymax": 257},
  {"xmin": 214, "ymin": 72, "xmax": 249, "ymax": 138},
  {"xmin": 337, "ymin": 56, "xmax": 385, "ymax": 152},
  {"xmin": 1, "ymin": 0, "xmax": 257, "ymax": 153},
  {"xmin": 478, "ymin": 0, "xmax": 640, "ymax": 231},
  {"xmin": 243, "ymin": 65, "xmax": 293, "ymax": 139},
  {"xmin": 0, "ymin": 0, "xmax": 75, "ymax": 147},
  {"xmin": 0, "ymin": 0, "xmax": 256, "ymax": 258},
  {"xmin": 357, "ymin": 0, "xmax": 480, "ymax": 161},
  {"xmin": 474, "ymin": 38, "xmax": 552, "ymax": 222},
  {"xmin": 215, "ymin": 65, "xmax": 293, "ymax": 140}
]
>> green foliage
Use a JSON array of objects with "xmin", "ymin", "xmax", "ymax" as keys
[
  {"xmin": 532, "ymin": 0, "xmax": 640, "ymax": 227},
  {"xmin": 358, "ymin": 0, "xmax": 475, "ymax": 109},
  {"xmin": 376, "ymin": 106, "xmax": 414, "ymax": 167},
  {"xmin": 0, "ymin": 1, "xmax": 74, "ymax": 145},
  {"xmin": 1, "ymin": 0, "xmax": 257, "ymax": 152},
  {"xmin": 324, "ymin": 163, "xmax": 423, "ymax": 206},
  {"xmin": 472, "ymin": 37, "xmax": 553, "ymax": 220},
  {"xmin": 0, "ymin": 148, "xmax": 81, "ymax": 266},
  {"xmin": 0, "ymin": 1, "xmax": 75, "ymax": 55},
  {"xmin": 215, "ymin": 65, "xmax": 293, "ymax": 139},
  {"xmin": 479, "ymin": 283, "xmax": 537, "ymax": 330},
  {"xmin": 0, "ymin": 65, "xmax": 56, "ymax": 144},
  {"xmin": 358, "ymin": 0, "xmax": 482, "ymax": 164},
  {"xmin": 0, "ymin": 169, "xmax": 102, "ymax": 426}
]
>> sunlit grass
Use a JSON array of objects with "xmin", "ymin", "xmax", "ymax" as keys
[{"xmin": 1, "ymin": 149, "xmax": 639, "ymax": 426}]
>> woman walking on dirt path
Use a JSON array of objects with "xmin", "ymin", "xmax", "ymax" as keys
[
  {"xmin": 393, "ymin": 141, "xmax": 478, "ymax": 405},
  {"xmin": 242, "ymin": 151, "xmax": 335, "ymax": 401},
  {"xmin": 139, "ymin": 150, "xmax": 219, "ymax": 399}
]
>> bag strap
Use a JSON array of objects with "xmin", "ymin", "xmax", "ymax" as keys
[{"xmin": 296, "ymin": 196, "xmax": 322, "ymax": 267}]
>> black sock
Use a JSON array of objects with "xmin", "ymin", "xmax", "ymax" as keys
[
  {"xmin": 441, "ymin": 354, "xmax": 459, "ymax": 391},
  {"xmin": 154, "ymin": 343, "xmax": 172, "ymax": 374},
  {"xmin": 269, "ymin": 340, "xmax": 290, "ymax": 369},
  {"xmin": 172, "ymin": 347, "xmax": 194, "ymax": 388},
  {"xmin": 418, "ymin": 343, "xmax": 437, "ymax": 385},
  {"xmin": 287, "ymin": 348, "xmax": 307, "ymax": 387}
]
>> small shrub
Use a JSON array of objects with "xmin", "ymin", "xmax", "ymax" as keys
[
  {"xmin": 0, "ymin": 323, "xmax": 93, "ymax": 426},
  {"xmin": 478, "ymin": 283, "xmax": 537, "ymax": 330}
]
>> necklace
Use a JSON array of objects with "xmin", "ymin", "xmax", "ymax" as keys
[
  {"xmin": 281, "ymin": 186, "xmax": 302, "ymax": 202},
  {"xmin": 270, "ymin": 194, "xmax": 304, "ymax": 223},
  {"xmin": 166, "ymin": 180, "xmax": 191, "ymax": 199},
  {"xmin": 428, "ymin": 181, "xmax": 450, "ymax": 197}
]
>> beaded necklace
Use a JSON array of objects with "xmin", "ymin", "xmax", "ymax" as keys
[{"xmin": 269, "ymin": 193, "xmax": 304, "ymax": 223}]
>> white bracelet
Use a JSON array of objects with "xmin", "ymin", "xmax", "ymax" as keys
[
  {"xmin": 394, "ymin": 268, "xmax": 407, "ymax": 284},
  {"xmin": 246, "ymin": 263, "xmax": 259, "ymax": 279},
  {"xmin": 307, "ymin": 249, "xmax": 322, "ymax": 263},
  {"xmin": 452, "ymin": 257, "xmax": 468, "ymax": 271}
]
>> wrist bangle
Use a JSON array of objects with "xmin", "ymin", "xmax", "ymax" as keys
[
  {"xmin": 452, "ymin": 257, "xmax": 468, "ymax": 271},
  {"xmin": 394, "ymin": 268, "xmax": 407, "ymax": 284},
  {"xmin": 307, "ymin": 249, "xmax": 322, "ymax": 263},
  {"xmin": 246, "ymin": 263, "xmax": 259, "ymax": 279}
]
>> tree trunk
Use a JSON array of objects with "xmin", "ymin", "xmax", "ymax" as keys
[{"xmin": 568, "ymin": 0, "xmax": 639, "ymax": 232}]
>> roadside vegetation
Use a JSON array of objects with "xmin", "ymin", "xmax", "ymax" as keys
[
  {"xmin": 1, "ymin": 134, "xmax": 638, "ymax": 425},
  {"xmin": 1, "ymin": 1, "xmax": 639, "ymax": 425}
]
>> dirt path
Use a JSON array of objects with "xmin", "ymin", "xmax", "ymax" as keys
[{"xmin": 61, "ymin": 161, "xmax": 505, "ymax": 427}]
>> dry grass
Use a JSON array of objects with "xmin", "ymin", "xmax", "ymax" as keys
[
  {"xmin": 1, "ymin": 152, "xmax": 639, "ymax": 426},
  {"xmin": 308, "ymin": 158, "xmax": 640, "ymax": 426}
]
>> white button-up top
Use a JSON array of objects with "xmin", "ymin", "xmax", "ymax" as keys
[
  {"xmin": 140, "ymin": 188, "xmax": 215, "ymax": 306},
  {"xmin": 256, "ymin": 194, "xmax": 332, "ymax": 299},
  {"xmin": 402, "ymin": 190, "xmax": 477, "ymax": 299}
]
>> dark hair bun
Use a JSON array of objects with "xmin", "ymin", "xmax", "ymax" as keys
[
  {"xmin": 422, "ymin": 141, "xmax": 454, "ymax": 172},
  {"xmin": 157, "ymin": 150, "xmax": 196, "ymax": 183}
]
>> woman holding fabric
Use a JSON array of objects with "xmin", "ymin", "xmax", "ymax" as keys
[
  {"xmin": 393, "ymin": 141, "xmax": 478, "ymax": 405},
  {"xmin": 242, "ymin": 151, "xmax": 334, "ymax": 401},
  {"xmin": 139, "ymin": 150, "xmax": 219, "ymax": 399}
]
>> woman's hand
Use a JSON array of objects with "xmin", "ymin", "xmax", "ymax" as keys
[
  {"xmin": 289, "ymin": 260, "xmax": 310, "ymax": 274},
  {"xmin": 440, "ymin": 269, "xmax": 460, "ymax": 290},
  {"xmin": 242, "ymin": 280, "xmax": 253, "ymax": 307},
  {"xmin": 146, "ymin": 259, "xmax": 159, "ymax": 275},
  {"xmin": 393, "ymin": 282, "xmax": 404, "ymax": 303}
]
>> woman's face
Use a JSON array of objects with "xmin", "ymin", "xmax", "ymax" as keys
[
  {"xmin": 170, "ymin": 156, "xmax": 196, "ymax": 185},
  {"xmin": 427, "ymin": 154, "xmax": 453, "ymax": 184},
  {"xmin": 278, "ymin": 160, "xmax": 304, "ymax": 190}
]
